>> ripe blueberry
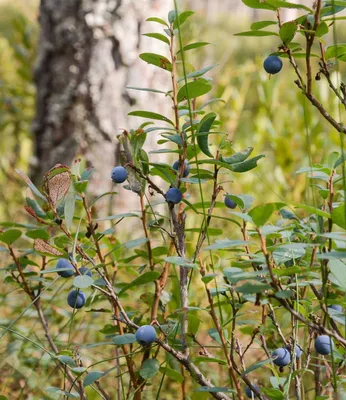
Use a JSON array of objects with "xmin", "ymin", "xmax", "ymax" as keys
[
  {"xmin": 172, "ymin": 159, "xmax": 190, "ymax": 177},
  {"xmin": 286, "ymin": 344, "xmax": 302, "ymax": 359},
  {"xmin": 263, "ymin": 55, "xmax": 283, "ymax": 75},
  {"xmin": 67, "ymin": 290, "xmax": 86, "ymax": 309},
  {"xmin": 56, "ymin": 258, "xmax": 75, "ymax": 278},
  {"xmin": 166, "ymin": 188, "xmax": 183, "ymax": 204},
  {"xmin": 315, "ymin": 335, "xmax": 334, "ymax": 355},
  {"xmin": 272, "ymin": 347, "xmax": 291, "ymax": 366},
  {"xmin": 245, "ymin": 384, "xmax": 259, "ymax": 398},
  {"xmin": 135, "ymin": 325, "xmax": 157, "ymax": 345},
  {"xmin": 294, "ymin": 344, "xmax": 302, "ymax": 359},
  {"xmin": 79, "ymin": 267, "xmax": 92, "ymax": 277},
  {"xmin": 111, "ymin": 166, "xmax": 127, "ymax": 183},
  {"xmin": 224, "ymin": 195, "xmax": 237, "ymax": 209}
]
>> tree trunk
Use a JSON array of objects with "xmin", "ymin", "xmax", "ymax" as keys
[{"xmin": 32, "ymin": 0, "xmax": 170, "ymax": 206}]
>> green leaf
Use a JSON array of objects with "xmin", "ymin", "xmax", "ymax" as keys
[
  {"xmin": 261, "ymin": 388, "xmax": 285, "ymax": 399},
  {"xmin": 242, "ymin": 0, "xmax": 276, "ymax": 10},
  {"xmin": 64, "ymin": 192, "xmax": 77, "ymax": 230},
  {"xmin": 81, "ymin": 167, "xmax": 94, "ymax": 181},
  {"xmin": 173, "ymin": 10, "xmax": 194, "ymax": 29},
  {"xmin": 177, "ymin": 42, "xmax": 210, "ymax": 54},
  {"xmin": 201, "ymin": 273, "xmax": 218, "ymax": 284},
  {"xmin": 26, "ymin": 197, "xmax": 47, "ymax": 218},
  {"xmin": 164, "ymin": 256, "xmax": 197, "ymax": 268},
  {"xmin": 112, "ymin": 334, "xmax": 137, "ymax": 345},
  {"xmin": 16, "ymin": 169, "xmax": 47, "ymax": 202},
  {"xmin": 45, "ymin": 387, "xmax": 79, "ymax": 398},
  {"xmin": 83, "ymin": 371, "xmax": 104, "ymax": 387},
  {"xmin": 235, "ymin": 282, "xmax": 272, "ymax": 294},
  {"xmin": 196, "ymin": 112, "xmax": 217, "ymax": 158},
  {"xmin": 221, "ymin": 147, "xmax": 253, "ymax": 164},
  {"xmin": 266, "ymin": 0, "xmax": 312, "ymax": 11},
  {"xmin": 118, "ymin": 271, "xmax": 161, "ymax": 295},
  {"xmin": 177, "ymin": 79, "xmax": 212, "ymax": 102},
  {"xmin": 146, "ymin": 17, "xmax": 168, "ymax": 27},
  {"xmin": 159, "ymin": 366, "xmax": 184, "ymax": 383},
  {"xmin": 143, "ymin": 33, "xmax": 170, "ymax": 45},
  {"xmin": 26, "ymin": 229, "xmax": 49, "ymax": 241},
  {"xmin": 243, "ymin": 357, "xmax": 272, "ymax": 374},
  {"xmin": 168, "ymin": 10, "xmax": 177, "ymax": 23},
  {"xmin": 229, "ymin": 155, "xmax": 265, "ymax": 173},
  {"xmin": 249, "ymin": 203, "xmax": 275, "ymax": 226},
  {"xmin": 140, "ymin": 358, "xmax": 160, "ymax": 380},
  {"xmin": 56, "ymin": 355, "xmax": 77, "ymax": 367},
  {"xmin": 128, "ymin": 110, "xmax": 174, "ymax": 126},
  {"xmin": 0, "ymin": 229, "xmax": 22, "ymax": 245},
  {"xmin": 205, "ymin": 240, "xmax": 249, "ymax": 250},
  {"xmin": 234, "ymin": 30, "xmax": 279, "ymax": 37},
  {"xmin": 325, "ymin": 44, "xmax": 346, "ymax": 60},
  {"xmin": 126, "ymin": 86, "xmax": 167, "ymax": 94},
  {"xmin": 329, "ymin": 259, "xmax": 346, "ymax": 290},
  {"xmin": 194, "ymin": 356, "xmax": 227, "ymax": 365},
  {"xmin": 251, "ymin": 20, "xmax": 277, "ymax": 30},
  {"xmin": 332, "ymin": 203, "xmax": 346, "ymax": 230},
  {"xmin": 316, "ymin": 21, "xmax": 329, "ymax": 37},
  {"xmin": 279, "ymin": 21, "xmax": 297, "ymax": 44},
  {"xmin": 195, "ymin": 387, "xmax": 234, "ymax": 393},
  {"xmin": 294, "ymin": 203, "xmax": 331, "ymax": 219},
  {"xmin": 74, "ymin": 180, "xmax": 89, "ymax": 193},
  {"xmin": 178, "ymin": 64, "xmax": 218, "ymax": 81},
  {"xmin": 139, "ymin": 53, "xmax": 172, "ymax": 71},
  {"xmin": 73, "ymin": 275, "xmax": 93, "ymax": 289}
]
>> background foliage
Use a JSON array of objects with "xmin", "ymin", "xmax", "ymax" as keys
[{"xmin": 1, "ymin": 1, "xmax": 346, "ymax": 399}]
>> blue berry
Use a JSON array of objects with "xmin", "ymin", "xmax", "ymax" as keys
[
  {"xmin": 172, "ymin": 160, "xmax": 190, "ymax": 177},
  {"xmin": 111, "ymin": 166, "xmax": 127, "ymax": 183},
  {"xmin": 315, "ymin": 335, "xmax": 334, "ymax": 355},
  {"xmin": 56, "ymin": 258, "xmax": 75, "ymax": 278},
  {"xmin": 294, "ymin": 345, "xmax": 303, "ymax": 359},
  {"xmin": 67, "ymin": 290, "xmax": 86, "ymax": 309},
  {"xmin": 245, "ymin": 384, "xmax": 259, "ymax": 398},
  {"xmin": 224, "ymin": 195, "xmax": 237, "ymax": 209},
  {"xmin": 272, "ymin": 347, "xmax": 291, "ymax": 366},
  {"xmin": 285, "ymin": 344, "xmax": 303, "ymax": 359},
  {"xmin": 263, "ymin": 56, "xmax": 283, "ymax": 75},
  {"xmin": 135, "ymin": 325, "xmax": 157, "ymax": 345},
  {"xmin": 329, "ymin": 304, "xmax": 343, "ymax": 312},
  {"xmin": 79, "ymin": 267, "xmax": 92, "ymax": 277},
  {"xmin": 166, "ymin": 188, "xmax": 183, "ymax": 204}
]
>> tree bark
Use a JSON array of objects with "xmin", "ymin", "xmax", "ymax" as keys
[{"xmin": 32, "ymin": 0, "xmax": 170, "ymax": 203}]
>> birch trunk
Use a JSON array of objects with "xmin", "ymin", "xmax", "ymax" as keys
[{"xmin": 32, "ymin": 0, "xmax": 170, "ymax": 205}]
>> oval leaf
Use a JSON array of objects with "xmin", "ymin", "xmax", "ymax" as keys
[{"xmin": 196, "ymin": 112, "xmax": 217, "ymax": 158}]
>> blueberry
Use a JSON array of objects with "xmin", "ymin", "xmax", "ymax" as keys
[
  {"xmin": 224, "ymin": 195, "xmax": 237, "ymax": 209},
  {"xmin": 111, "ymin": 166, "xmax": 127, "ymax": 183},
  {"xmin": 67, "ymin": 290, "xmax": 86, "ymax": 309},
  {"xmin": 245, "ymin": 384, "xmax": 259, "ymax": 398},
  {"xmin": 135, "ymin": 325, "xmax": 157, "ymax": 345},
  {"xmin": 315, "ymin": 335, "xmax": 334, "ymax": 355},
  {"xmin": 263, "ymin": 55, "xmax": 283, "ymax": 75},
  {"xmin": 272, "ymin": 347, "xmax": 291, "ymax": 366},
  {"xmin": 329, "ymin": 304, "xmax": 343, "ymax": 312},
  {"xmin": 172, "ymin": 159, "xmax": 190, "ymax": 177},
  {"xmin": 166, "ymin": 188, "xmax": 183, "ymax": 204},
  {"xmin": 294, "ymin": 344, "xmax": 302, "ymax": 359},
  {"xmin": 56, "ymin": 258, "xmax": 75, "ymax": 278},
  {"xmin": 79, "ymin": 267, "xmax": 92, "ymax": 277}
]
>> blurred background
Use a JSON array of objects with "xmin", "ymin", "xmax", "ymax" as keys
[
  {"xmin": 1, "ymin": 0, "xmax": 346, "ymax": 398},
  {"xmin": 1, "ymin": 0, "xmax": 345, "ymax": 222}
]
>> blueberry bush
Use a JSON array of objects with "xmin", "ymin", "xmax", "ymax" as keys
[{"xmin": 1, "ymin": 1, "xmax": 346, "ymax": 399}]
